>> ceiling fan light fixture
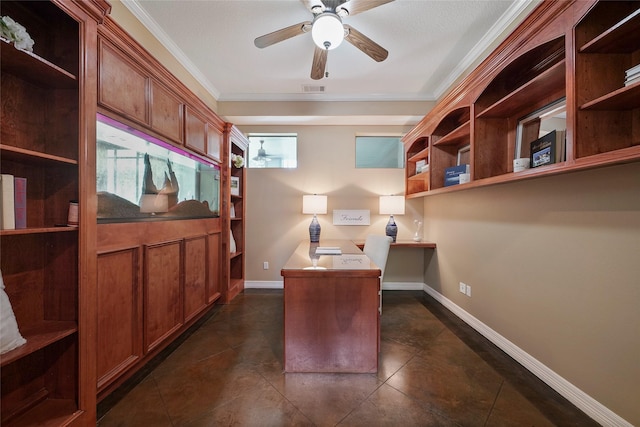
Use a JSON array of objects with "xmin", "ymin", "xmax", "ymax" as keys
[{"xmin": 311, "ymin": 13, "xmax": 344, "ymax": 50}]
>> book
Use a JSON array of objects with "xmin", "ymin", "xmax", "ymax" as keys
[
  {"xmin": 624, "ymin": 74, "xmax": 640, "ymax": 87},
  {"xmin": 1, "ymin": 174, "xmax": 16, "ymax": 230},
  {"xmin": 530, "ymin": 130, "xmax": 556, "ymax": 168},
  {"xmin": 444, "ymin": 164, "xmax": 469, "ymax": 186},
  {"xmin": 415, "ymin": 159, "xmax": 427, "ymax": 174},
  {"xmin": 625, "ymin": 63, "xmax": 640, "ymax": 76},
  {"xmin": 14, "ymin": 177, "xmax": 26, "ymax": 229},
  {"xmin": 315, "ymin": 246, "xmax": 341, "ymax": 255}
]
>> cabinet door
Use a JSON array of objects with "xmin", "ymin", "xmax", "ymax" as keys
[
  {"xmin": 207, "ymin": 124, "xmax": 223, "ymax": 162},
  {"xmin": 184, "ymin": 236, "xmax": 207, "ymax": 322},
  {"xmin": 97, "ymin": 247, "xmax": 142, "ymax": 391},
  {"xmin": 184, "ymin": 106, "xmax": 207, "ymax": 155},
  {"xmin": 98, "ymin": 39, "xmax": 148, "ymax": 125},
  {"xmin": 150, "ymin": 80, "xmax": 184, "ymax": 144},
  {"xmin": 144, "ymin": 241, "xmax": 183, "ymax": 353}
]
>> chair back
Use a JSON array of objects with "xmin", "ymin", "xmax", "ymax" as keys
[{"xmin": 363, "ymin": 235, "xmax": 392, "ymax": 282}]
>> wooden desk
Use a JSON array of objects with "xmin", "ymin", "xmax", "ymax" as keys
[
  {"xmin": 281, "ymin": 240, "xmax": 381, "ymax": 373},
  {"xmin": 353, "ymin": 239, "xmax": 437, "ymax": 249}
]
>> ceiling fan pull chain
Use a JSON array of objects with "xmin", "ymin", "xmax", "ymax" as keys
[{"xmin": 325, "ymin": 47, "xmax": 330, "ymax": 78}]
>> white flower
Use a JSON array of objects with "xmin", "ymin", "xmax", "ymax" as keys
[
  {"xmin": 232, "ymin": 154, "xmax": 244, "ymax": 168},
  {"xmin": 1, "ymin": 16, "xmax": 34, "ymax": 52}
]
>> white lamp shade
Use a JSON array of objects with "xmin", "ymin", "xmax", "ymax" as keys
[
  {"xmin": 379, "ymin": 195, "xmax": 405, "ymax": 215},
  {"xmin": 311, "ymin": 13, "xmax": 344, "ymax": 50},
  {"xmin": 303, "ymin": 194, "xmax": 327, "ymax": 215}
]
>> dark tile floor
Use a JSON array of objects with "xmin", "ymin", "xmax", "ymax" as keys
[{"xmin": 97, "ymin": 290, "xmax": 598, "ymax": 426}]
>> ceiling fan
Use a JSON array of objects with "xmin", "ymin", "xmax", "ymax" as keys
[{"xmin": 254, "ymin": 0, "xmax": 394, "ymax": 80}]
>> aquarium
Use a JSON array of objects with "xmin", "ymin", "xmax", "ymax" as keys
[{"xmin": 96, "ymin": 114, "xmax": 220, "ymax": 223}]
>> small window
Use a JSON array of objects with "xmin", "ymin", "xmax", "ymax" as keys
[
  {"xmin": 247, "ymin": 134, "xmax": 297, "ymax": 168},
  {"xmin": 355, "ymin": 136, "xmax": 404, "ymax": 168}
]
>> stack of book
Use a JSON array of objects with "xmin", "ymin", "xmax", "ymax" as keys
[
  {"xmin": 625, "ymin": 64, "xmax": 640, "ymax": 87},
  {"xmin": 415, "ymin": 159, "xmax": 429, "ymax": 175},
  {"xmin": 444, "ymin": 164, "xmax": 469, "ymax": 186},
  {"xmin": 1, "ymin": 174, "xmax": 27, "ymax": 230}
]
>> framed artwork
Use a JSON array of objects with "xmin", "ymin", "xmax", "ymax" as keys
[
  {"xmin": 230, "ymin": 176, "xmax": 240, "ymax": 196},
  {"xmin": 457, "ymin": 145, "xmax": 470, "ymax": 166}
]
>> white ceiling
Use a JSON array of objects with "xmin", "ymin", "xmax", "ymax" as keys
[{"xmin": 123, "ymin": 0, "xmax": 537, "ymax": 123}]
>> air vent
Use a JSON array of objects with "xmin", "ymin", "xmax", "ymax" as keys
[{"xmin": 302, "ymin": 85, "xmax": 325, "ymax": 93}]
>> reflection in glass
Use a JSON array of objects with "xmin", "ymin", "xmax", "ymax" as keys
[{"xmin": 96, "ymin": 114, "xmax": 220, "ymax": 223}]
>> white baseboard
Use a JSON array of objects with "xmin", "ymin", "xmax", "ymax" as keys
[
  {"xmin": 245, "ymin": 280, "xmax": 283, "ymax": 289},
  {"xmin": 422, "ymin": 283, "xmax": 632, "ymax": 427}
]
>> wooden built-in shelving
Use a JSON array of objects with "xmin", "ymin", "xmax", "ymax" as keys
[{"xmin": 403, "ymin": 0, "xmax": 640, "ymax": 198}]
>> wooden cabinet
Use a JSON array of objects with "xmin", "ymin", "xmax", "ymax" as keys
[
  {"xmin": 0, "ymin": 1, "xmax": 108, "ymax": 425},
  {"xmin": 222, "ymin": 125, "xmax": 248, "ymax": 303},
  {"xmin": 98, "ymin": 37, "xmax": 187, "ymax": 146},
  {"xmin": 185, "ymin": 106, "xmax": 224, "ymax": 161},
  {"xmin": 403, "ymin": 0, "xmax": 640, "ymax": 197},
  {"xmin": 185, "ymin": 106, "xmax": 207, "ymax": 155},
  {"xmin": 98, "ymin": 38, "xmax": 148, "ymax": 125},
  {"xmin": 96, "ymin": 220, "xmax": 221, "ymax": 399},
  {"xmin": 150, "ymin": 80, "xmax": 184, "ymax": 144}
]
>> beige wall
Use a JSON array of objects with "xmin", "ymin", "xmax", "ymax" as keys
[
  {"xmin": 423, "ymin": 162, "xmax": 640, "ymax": 425},
  {"xmin": 238, "ymin": 124, "xmax": 425, "ymax": 284}
]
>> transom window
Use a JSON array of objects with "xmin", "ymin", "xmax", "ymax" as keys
[
  {"xmin": 247, "ymin": 134, "xmax": 298, "ymax": 168},
  {"xmin": 355, "ymin": 136, "xmax": 404, "ymax": 168}
]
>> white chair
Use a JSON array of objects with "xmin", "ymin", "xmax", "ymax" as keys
[{"xmin": 363, "ymin": 235, "xmax": 392, "ymax": 314}]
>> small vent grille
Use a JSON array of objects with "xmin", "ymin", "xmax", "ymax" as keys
[{"xmin": 302, "ymin": 85, "xmax": 325, "ymax": 93}]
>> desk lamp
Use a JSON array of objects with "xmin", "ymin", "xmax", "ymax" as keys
[
  {"xmin": 379, "ymin": 195, "xmax": 405, "ymax": 242},
  {"xmin": 303, "ymin": 194, "xmax": 327, "ymax": 243}
]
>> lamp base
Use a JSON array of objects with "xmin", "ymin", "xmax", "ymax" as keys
[
  {"xmin": 309, "ymin": 215, "xmax": 321, "ymax": 243},
  {"xmin": 385, "ymin": 215, "xmax": 397, "ymax": 243}
]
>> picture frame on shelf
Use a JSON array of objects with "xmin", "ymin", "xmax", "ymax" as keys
[
  {"xmin": 515, "ymin": 98, "xmax": 566, "ymax": 160},
  {"xmin": 530, "ymin": 131, "xmax": 556, "ymax": 168},
  {"xmin": 230, "ymin": 204, "xmax": 236, "ymax": 218},
  {"xmin": 456, "ymin": 145, "xmax": 470, "ymax": 166},
  {"xmin": 230, "ymin": 176, "xmax": 240, "ymax": 196}
]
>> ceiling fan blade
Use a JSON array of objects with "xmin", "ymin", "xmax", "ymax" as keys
[
  {"xmin": 254, "ymin": 21, "xmax": 312, "ymax": 48},
  {"xmin": 337, "ymin": 0, "xmax": 394, "ymax": 16},
  {"xmin": 300, "ymin": 0, "xmax": 326, "ymax": 13},
  {"xmin": 344, "ymin": 24, "xmax": 388, "ymax": 62},
  {"xmin": 311, "ymin": 47, "xmax": 328, "ymax": 80}
]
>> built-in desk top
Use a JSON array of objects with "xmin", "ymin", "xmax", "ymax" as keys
[{"xmin": 281, "ymin": 240, "xmax": 381, "ymax": 274}]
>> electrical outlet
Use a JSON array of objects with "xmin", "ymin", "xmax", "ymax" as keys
[
  {"xmin": 465, "ymin": 285, "xmax": 472, "ymax": 297},
  {"xmin": 459, "ymin": 282, "xmax": 467, "ymax": 294},
  {"xmin": 263, "ymin": 261, "xmax": 269, "ymax": 270}
]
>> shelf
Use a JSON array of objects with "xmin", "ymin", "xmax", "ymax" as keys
[
  {"xmin": 0, "ymin": 321, "xmax": 78, "ymax": 367},
  {"xmin": 230, "ymin": 251, "xmax": 243, "ymax": 259},
  {"xmin": 477, "ymin": 60, "xmax": 566, "ymax": 118},
  {"xmin": 408, "ymin": 146, "xmax": 429, "ymax": 162},
  {"xmin": 579, "ymin": 8, "xmax": 640, "ymax": 53},
  {"xmin": 408, "ymin": 171, "xmax": 429, "ymax": 181},
  {"xmin": 580, "ymin": 80, "xmax": 640, "ymax": 110},
  {"xmin": 433, "ymin": 120, "xmax": 471, "ymax": 146},
  {"xmin": 0, "ymin": 227, "xmax": 78, "ymax": 236},
  {"xmin": 1, "ymin": 145, "xmax": 78, "ymax": 166},
  {"xmin": 3, "ymin": 398, "xmax": 80, "ymax": 427},
  {"xmin": 0, "ymin": 39, "xmax": 77, "ymax": 89}
]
